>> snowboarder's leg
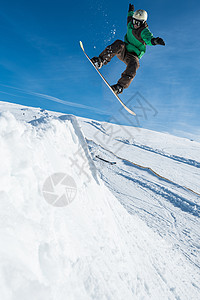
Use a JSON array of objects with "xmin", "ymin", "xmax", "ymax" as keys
[
  {"xmin": 117, "ymin": 53, "xmax": 140, "ymax": 89},
  {"xmin": 99, "ymin": 40, "xmax": 126, "ymax": 65}
]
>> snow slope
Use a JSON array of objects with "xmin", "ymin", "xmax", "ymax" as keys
[
  {"xmin": 79, "ymin": 118, "xmax": 200, "ymax": 269},
  {"xmin": 0, "ymin": 101, "xmax": 200, "ymax": 299}
]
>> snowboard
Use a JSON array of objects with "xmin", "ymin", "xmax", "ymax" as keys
[{"xmin": 79, "ymin": 41, "xmax": 136, "ymax": 116}]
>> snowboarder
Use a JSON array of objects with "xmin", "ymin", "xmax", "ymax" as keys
[{"xmin": 91, "ymin": 4, "xmax": 165, "ymax": 94}]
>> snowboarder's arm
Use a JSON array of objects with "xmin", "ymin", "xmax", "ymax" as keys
[
  {"xmin": 127, "ymin": 4, "xmax": 134, "ymax": 25},
  {"xmin": 141, "ymin": 28, "xmax": 165, "ymax": 46},
  {"xmin": 141, "ymin": 28, "xmax": 154, "ymax": 46}
]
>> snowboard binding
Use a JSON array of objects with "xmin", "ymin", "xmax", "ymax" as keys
[
  {"xmin": 111, "ymin": 84, "xmax": 124, "ymax": 95},
  {"xmin": 91, "ymin": 56, "xmax": 104, "ymax": 69}
]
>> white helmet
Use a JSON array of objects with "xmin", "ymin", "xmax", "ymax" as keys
[{"xmin": 133, "ymin": 9, "xmax": 148, "ymax": 22}]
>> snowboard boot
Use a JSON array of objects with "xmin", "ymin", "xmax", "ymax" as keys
[
  {"xmin": 111, "ymin": 84, "xmax": 124, "ymax": 95},
  {"xmin": 91, "ymin": 56, "xmax": 104, "ymax": 69}
]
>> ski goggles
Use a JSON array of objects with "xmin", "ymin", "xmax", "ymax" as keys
[{"xmin": 133, "ymin": 18, "xmax": 143, "ymax": 27}]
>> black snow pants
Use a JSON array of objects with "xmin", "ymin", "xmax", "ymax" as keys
[{"xmin": 99, "ymin": 39, "xmax": 140, "ymax": 89}]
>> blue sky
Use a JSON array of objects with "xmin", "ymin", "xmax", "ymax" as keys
[{"xmin": 0, "ymin": 0, "xmax": 200, "ymax": 140}]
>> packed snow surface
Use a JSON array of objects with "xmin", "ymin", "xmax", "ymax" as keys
[{"xmin": 0, "ymin": 101, "xmax": 200, "ymax": 299}]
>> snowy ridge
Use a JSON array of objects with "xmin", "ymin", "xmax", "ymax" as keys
[{"xmin": 0, "ymin": 101, "xmax": 200, "ymax": 299}]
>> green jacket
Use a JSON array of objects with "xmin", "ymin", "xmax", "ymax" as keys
[{"xmin": 124, "ymin": 11, "xmax": 154, "ymax": 59}]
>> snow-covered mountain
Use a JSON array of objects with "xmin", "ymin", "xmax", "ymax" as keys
[{"xmin": 0, "ymin": 101, "xmax": 200, "ymax": 300}]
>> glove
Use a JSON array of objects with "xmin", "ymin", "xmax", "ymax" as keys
[
  {"xmin": 151, "ymin": 37, "xmax": 165, "ymax": 46},
  {"xmin": 128, "ymin": 4, "xmax": 134, "ymax": 12}
]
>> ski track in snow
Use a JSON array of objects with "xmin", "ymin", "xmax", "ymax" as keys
[
  {"xmin": 81, "ymin": 119, "xmax": 200, "ymax": 195},
  {"xmin": 116, "ymin": 137, "xmax": 200, "ymax": 169}
]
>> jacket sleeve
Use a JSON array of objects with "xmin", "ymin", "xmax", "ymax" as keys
[
  {"xmin": 141, "ymin": 28, "xmax": 154, "ymax": 45},
  {"xmin": 127, "ymin": 11, "xmax": 134, "ymax": 26}
]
